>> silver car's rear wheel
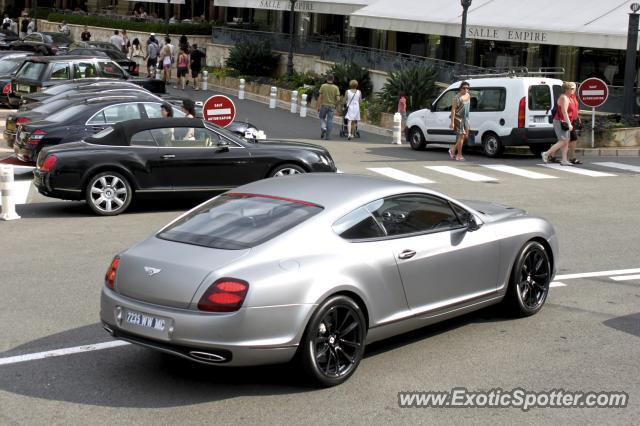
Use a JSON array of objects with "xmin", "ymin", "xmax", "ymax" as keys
[
  {"xmin": 269, "ymin": 163, "xmax": 305, "ymax": 177},
  {"xmin": 505, "ymin": 241, "xmax": 551, "ymax": 316},
  {"xmin": 85, "ymin": 171, "xmax": 132, "ymax": 216},
  {"xmin": 300, "ymin": 295, "xmax": 366, "ymax": 387}
]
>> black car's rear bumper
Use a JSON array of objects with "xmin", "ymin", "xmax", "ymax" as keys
[{"xmin": 33, "ymin": 169, "xmax": 84, "ymax": 200}]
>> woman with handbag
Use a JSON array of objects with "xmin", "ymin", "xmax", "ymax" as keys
[
  {"xmin": 542, "ymin": 82, "xmax": 578, "ymax": 166},
  {"xmin": 344, "ymin": 80, "xmax": 362, "ymax": 140}
]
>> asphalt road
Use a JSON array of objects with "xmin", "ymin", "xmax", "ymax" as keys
[{"xmin": 1, "ymin": 86, "xmax": 639, "ymax": 424}]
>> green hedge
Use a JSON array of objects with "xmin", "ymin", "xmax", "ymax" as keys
[{"xmin": 46, "ymin": 12, "xmax": 213, "ymax": 35}]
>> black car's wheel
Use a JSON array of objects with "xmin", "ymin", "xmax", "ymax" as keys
[
  {"xmin": 85, "ymin": 171, "xmax": 132, "ymax": 216},
  {"xmin": 482, "ymin": 132, "xmax": 504, "ymax": 157},
  {"xmin": 504, "ymin": 241, "xmax": 551, "ymax": 317},
  {"xmin": 299, "ymin": 295, "xmax": 366, "ymax": 387},
  {"xmin": 409, "ymin": 127, "xmax": 426, "ymax": 150},
  {"xmin": 528, "ymin": 144, "xmax": 551, "ymax": 156},
  {"xmin": 269, "ymin": 163, "xmax": 305, "ymax": 177}
]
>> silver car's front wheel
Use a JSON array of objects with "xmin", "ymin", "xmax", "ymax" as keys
[
  {"xmin": 300, "ymin": 295, "xmax": 366, "ymax": 387},
  {"xmin": 505, "ymin": 241, "xmax": 551, "ymax": 316},
  {"xmin": 85, "ymin": 171, "xmax": 132, "ymax": 216},
  {"xmin": 269, "ymin": 163, "xmax": 305, "ymax": 177}
]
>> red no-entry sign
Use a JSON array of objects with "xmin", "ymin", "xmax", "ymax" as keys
[
  {"xmin": 203, "ymin": 95, "xmax": 236, "ymax": 127},
  {"xmin": 578, "ymin": 78, "xmax": 609, "ymax": 108}
]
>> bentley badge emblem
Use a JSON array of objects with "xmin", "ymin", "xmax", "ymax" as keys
[{"xmin": 144, "ymin": 267, "xmax": 162, "ymax": 276}]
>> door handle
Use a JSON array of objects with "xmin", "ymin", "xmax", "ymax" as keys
[
  {"xmin": 398, "ymin": 249, "xmax": 416, "ymax": 260},
  {"xmin": 161, "ymin": 154, "xmax": 176, "ymax": 159}
]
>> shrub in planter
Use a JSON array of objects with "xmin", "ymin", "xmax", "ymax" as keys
[
  {"xmin": 225, "ymin": 41, "xmax": 280, "ymax": 78},
  {"xmin": 377, "ymin": 62, "xmax": 439, "ymax": 113}
]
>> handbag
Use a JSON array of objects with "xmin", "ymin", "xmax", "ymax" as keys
[
  {"xmin": 560, "ymin": 121, "xmax": 570, "ymax": 131},
  {"xmin": 573, "ymin": 119, "xmax": 584, "ymax": 130}
]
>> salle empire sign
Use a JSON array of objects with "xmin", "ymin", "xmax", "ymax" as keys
[
  {"xmin": 468, "ymin": 27, "xmax": 548, "ymax": 43},
  {"xmin": 257, "ymin": 0, "xmax": 315, "ymax": 11}
]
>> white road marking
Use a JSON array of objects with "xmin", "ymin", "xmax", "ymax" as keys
[
  {"xmin": 481, "ymin": 164, "xmax": 557, "ymax": 179},
  {"xmin": 609, "ymin": 274, "xmax": 640, "ymax": 281},
  {"xmin": 539, "ymin": 164, "xmax": 616, "ymax": 177},
  {"xmin": 550, "ymin": 281, "xmax": 566, "ymax": 287},
  {"xmin": 593, "ymin": 162, "xmax": 640, "ymax": 173},
  {"xmin": 0, "ymin": 340, "xmax": 130, "ymax": 366},
  {"xmin": 368, "ymin": 167, "xmax": 435, "ymax": 184},
  {"xmin": 424, "ymin": 166, "xmax": 497, "ymax": 182},
  {"xmin": 555, "ymin": 268, "xmax": 640, "ymax": 280}
]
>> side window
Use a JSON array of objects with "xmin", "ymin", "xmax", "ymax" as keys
[
  {"xmin": 333, "ymin": 207, "xmax": 385, "ymax": 240},
  {"xmin": 74, "ymin": 62, "xmax": 98, "ymax": 79},
  {"xmin": 130, "ymin": 130, "xmax": 158, "ymax": 147},
  {"xmin": 369, "ymin": 194, "xmax": 462, "ymax": 237},
  {"xmin": 87, "ymin": 111, "xmax": 106, "ymax": 124},
  {"xmin": 434, "ymin": 90, "xmax": 457, "ymax": 112},
  {"xmin": 101, "ymin": 104, "xmax": 141, "ymax": 124},
  {"xmin": 142, "ymin": 103, "xmax": 186, "ymax": 118},
  {"xmin": 98, "ymin": 61, "xmax": 125, "ymax": 78},
  {"xmin": 50, "ymin": 63, "xmax": 70, "ymax": 80},
  {"xmin": 528, "ymin": 85, "xmax": 552, "ymax": 111},
  {"xmin": 474, "ymin": 88, "xmax": 506, "ymax": 112}
]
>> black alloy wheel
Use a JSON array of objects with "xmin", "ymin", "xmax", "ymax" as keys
[
  {"xmin": 505, "ymin": 241, "xmax": 551, "ymax": 317},
  {"xmin": 299, "ymin": 295, "xmax": 366, "ymax": 387}
]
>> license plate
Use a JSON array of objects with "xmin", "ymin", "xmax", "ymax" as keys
[
  {"xmin": 125, "ymin": 310, "xmax": 166, "ymax": 331},
  {"xmin": 17, "ymin": 84, "xmax": 30, "ymax": 93},
  {"xmin": 534, "ymin": 116, "xmax": 548, "ymax": 123}
]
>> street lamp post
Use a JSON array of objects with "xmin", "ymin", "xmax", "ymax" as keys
[
  {"xmin": 623, "ymin": 2, "xmax": 640, "ymax": 116},
  {"xmin": 458, "ymin": 0, "xmax": 472, "ymax": 72},
  {"xmin": 287, "ymin": 0, "xmax": 297, "ymax": 76},
  {"xmin": 165, "ymin": 0, "xmax": 171, "ymax": 37}
]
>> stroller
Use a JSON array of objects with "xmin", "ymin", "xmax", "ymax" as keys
[{"xmin": 339, "ymin": 116, "xmax": 361, "ymax": 138}]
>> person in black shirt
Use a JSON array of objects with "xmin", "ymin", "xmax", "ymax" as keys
[
  {"xmin": 190, "ymin": 44, "xmax": 205, "ymax": 91},
  {"xmin": 20, "ymin": 17, "xmax": 29, "ymax": 38},
  {"xmin": 81, "ymin": 25, "xmax": 91, "ymax": 41}
]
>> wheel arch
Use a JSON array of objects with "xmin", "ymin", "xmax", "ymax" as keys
[
  {"xmin": 265, "ymin": 160, "xmax": 311, "ymax": 178},
  {"xmin": 81, "ymin": 164, "xmax": 138, "ymax": 193},
  {"xmin": 504, "ymin": 236, "xmax": 555, "ymax": 295}
]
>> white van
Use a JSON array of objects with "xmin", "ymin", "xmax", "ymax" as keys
[{"xmin": 406, "ymin": 76, "xmax": 563, "ymax": 157}]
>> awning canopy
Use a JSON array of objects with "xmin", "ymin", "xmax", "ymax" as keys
[
  {"xmin": 215, "ymin": 0, "xmax": 370, "ymax": 16},
  {"xmin": 127, "ymin": 0, "xmax": 186, "ymax": 4},
  {"xmin": 350, "ymin": 0, "xmax": 638, "ymax": 50}
]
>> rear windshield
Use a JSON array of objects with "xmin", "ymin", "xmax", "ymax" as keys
[
  {"xmin": 0, "ymin": 58, "xmax": 23, "ymax": 75},
  {"xmin": 158, "ymin": 193, "xmax": 323, "ymax": 249},
  {"xmin": 45, "ymin": 104, "xmax": 87, "ymax": 123},
  {"xmin": 15, "ymin": 62, "xmax": 46, "ymax": 80},
  {"xmin": 48, "ymin": 33, "xmax": 70, "ymax": 43}
]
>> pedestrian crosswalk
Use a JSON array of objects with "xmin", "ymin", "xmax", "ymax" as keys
[{"xmin": 364, "ymin": 161, "xmax": 638, "ymax": 184}]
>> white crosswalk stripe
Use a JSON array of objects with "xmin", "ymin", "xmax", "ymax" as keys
[
  {"xmin": 481, "ymin": 164, "xmax": 557, "ymax": 179},
  {"xmin": 609, "ymin": 274, "xmax": 640, "ymax": 281},
  {"xmin": 424, "ymin": 165, "xmax": 497, "ymax": 182},
  {"xmin": 538, "ymin": 164, "xmax": 616, "ymax": 177},
  {"xmin": 367, "ymin": 167, "xmax": 435, "ymax": 184},
  {"xmin": 592, "ymin": 162, "xmax": 640, "ymax": 173}
]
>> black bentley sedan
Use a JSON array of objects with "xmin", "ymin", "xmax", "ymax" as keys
[
  {"xmin": 14, "ymin": 97, "xmax": 186, "ymax": 162},
  {"xmin": 9, "ymin": 32, "xmax": 72, "ymax": 55},
  {"xmin": 34, "ymin": 118, "xmax": 337, "ymax": 215}
]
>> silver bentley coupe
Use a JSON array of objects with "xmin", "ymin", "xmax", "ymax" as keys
[{"xmin": 101, "ymin": 174, "xmax": 557, "ymax": 386}]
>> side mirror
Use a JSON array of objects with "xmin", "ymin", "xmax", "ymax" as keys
[
  {"xmin": 430, "ymin": 103, "xmax": 436, "ymax": 113},
  {"xmin": 461, "ymin": 212, "xmax": 481, "ymax": 232},
  {"xmin": 215, "ymin": 140, "xmax": 230, "ymax": 152}
]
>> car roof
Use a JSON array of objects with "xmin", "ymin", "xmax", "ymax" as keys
[
  {"xmin": 449, "ymin": 76, "xmax": 564, "ymax": 88},
  {"xmin": 227, "ymin": 173, "xmax": 443, "ymax": 213},
  {"xmin": 23, "ymin": 55, "xmax": 114, "ymax": 63}
]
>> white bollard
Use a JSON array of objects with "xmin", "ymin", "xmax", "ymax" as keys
[
  {"xmin": 201, "ymin": 70, "xmax": 208, "ymax": 91},
  {"xmin": 155, "ymin": 67, "xmax": 161, "ymax": 80},
  {"xmin": 239, "ymin": 78, "xmax": 245, "ymax": 100},
  {"xmin": 0, "ymin": 165, "xmax": 20, "ymax": 221},
  {"xmin": 269, "ymin": 86, "xmax": 277, "ymax": 109},
  {"xmin": 392, "ymin": 112, "xmax": 402, "ymax": 144},
  {"xmin": 290, "ymin": 90, "xmax": 298, "ymax": 114},
  {"xmin": 300, "ymin": 94, "xmax": 308, "ymax": 118}
]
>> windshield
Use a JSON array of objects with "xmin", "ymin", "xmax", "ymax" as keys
[
  {"xmin": 158, "ymin": 193, "xmax": 323, "ymax": 249},
  {"xmin": 15, "ymin": 62, "xmax": 46, "ymax": 80},
  {"xmin": 45, "ymin": 104, "xmax": 88, "ymax": 123},
  {"xmin": 0, "ymin": 59, "xmax": 23, "ymax": 75}
]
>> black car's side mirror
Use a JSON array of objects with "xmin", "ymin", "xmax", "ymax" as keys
[
  {"xmin": 215, "ymin": 140, "xmax": 230, "ymax": 152},
  {"xmin": 461, "ymin": 212, "xmax": 481, "ymax": 232}
]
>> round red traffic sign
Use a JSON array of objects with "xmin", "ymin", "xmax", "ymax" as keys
[
  {"xmin": 578, "ymin": 78, "xmax": 609, "ymax": 108},
  {"xmin": 203, "ymin": 95, "xmax": 236, "ymax": 127}
]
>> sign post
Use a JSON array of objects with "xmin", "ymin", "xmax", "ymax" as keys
[
  {"xmin": 578, "ymin": 78, "xmax": 609, "ymax": 148},
  {"xmin": 202, "ymin": 95, "xmax": 236, "ymax": 128}
]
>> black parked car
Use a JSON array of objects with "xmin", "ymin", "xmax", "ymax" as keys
[
  {"xmin": 4, "ymin": 90, "xmax": 162, "ymax": 146},
  {"xmin": 0, "ymin": 29, "xmax": 20, "ymax": 49},
  {"xmin": 9, "ymin": 56, "xmax": 164, "ymax": 106},
  {"xmin": 10, "ymin": 32, "xmax": 72, "ymax": 55},
  {"xmin": 14, "ymin": 97, "xmax": 187, "ymax": 162},
  {"xmin": 34, "ymin": 118, "xmax": 337, "ymax": 215},
  {"xmin": 68, "ymin": 41, "xmax": 121, "ymax": 52},
  {"xmin": 68, "ymin": 47, "xmax": 139, "ymax": 76},
  {"xmin": 0, "ymin": 51, "xmax": 31, "ymax": 107}
]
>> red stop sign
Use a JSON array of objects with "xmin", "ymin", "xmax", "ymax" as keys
[
  {"xmin": 203, "ymin": 95, "xmax": 236, "ymax": 127},
  {"xmin": 578, "ymin": 78, "xmax": 609, "ymax": 108}
]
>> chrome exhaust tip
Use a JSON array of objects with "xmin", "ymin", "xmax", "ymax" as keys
[{"xmin": 189, "ymin": 351, "xmax": 227, "ymax": 363}]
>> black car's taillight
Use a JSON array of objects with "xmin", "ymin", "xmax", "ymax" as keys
[
  {"xmin": 40, "ymin": 155, "xmax": 57, "ymax": 172},
  {"xmin": 27, "ymin": 129, "xmax": 46, "ymax": 145}
]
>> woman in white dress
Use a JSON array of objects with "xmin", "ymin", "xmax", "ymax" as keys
[
  {"xmin": 129, "ymin": 38, "xmax": 145, "ymax": 73},
  {"xmin": 344, "ymin": 79, "xmax": 362, "ymax": 140}
]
